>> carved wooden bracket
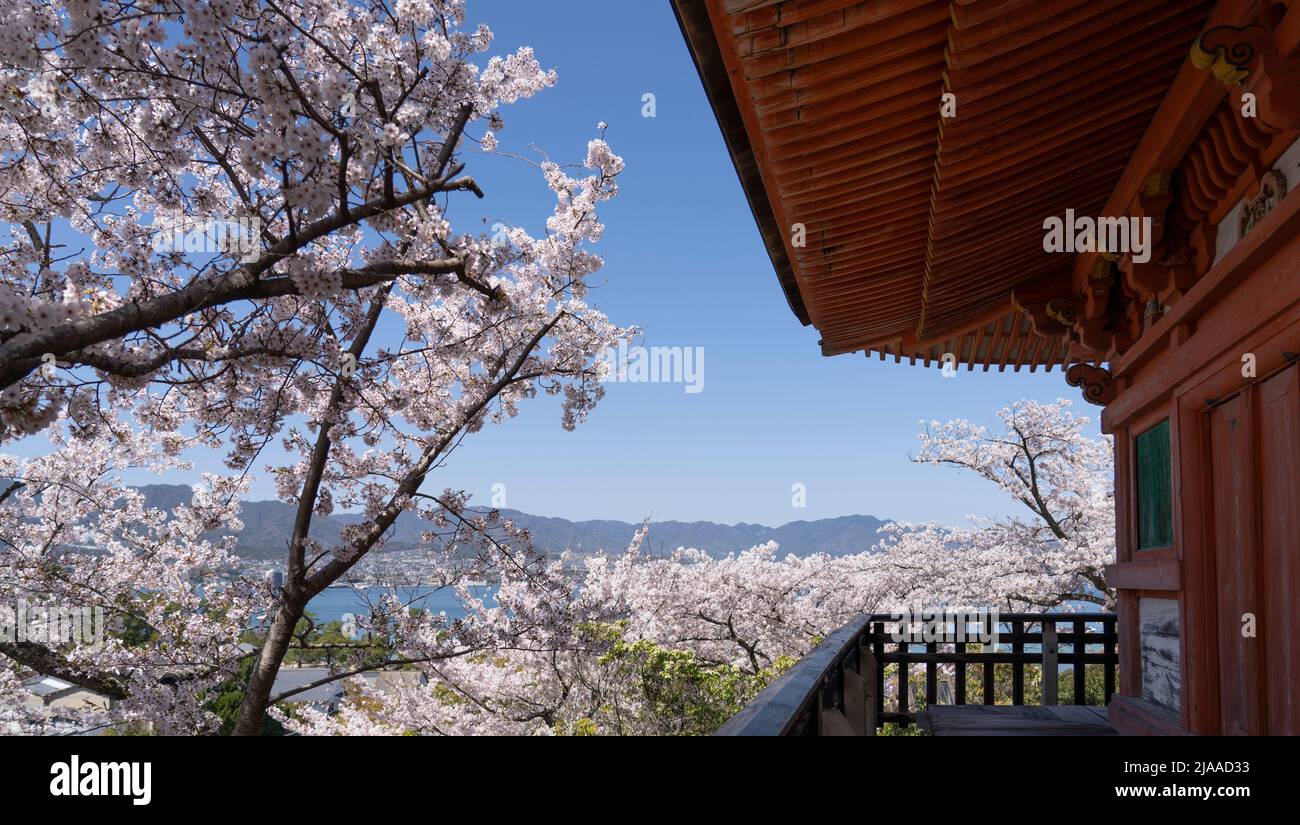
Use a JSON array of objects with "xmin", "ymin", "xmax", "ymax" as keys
[
  {"xmin": 1122, "ymin": 259, "xmax": 1170, "ymax": 294},
  {"xmin": 1074, "ymin": 319, "xmax": 1113, "ymax": 356},
  {"xmin": 1065, "ymin": 362, "xmax": 1118, "ymax": 406},
  {"xmin": 1190, "ymin": 16, "xmax": 1300, "ymax": 131},
  {"xmin": 1073, "ymin": 259, "xmax": 1108, "ymax": 319},
  {"xmin": 1012, "ymin": 272, "xmax": 1075, "ymax": 339},
  {"xmin": 1244, "ymin": 52, "xmax": 1300, "ymax": 131},
  {"xmin": 1117, "ymin": 172, "xmax": 1189, "ymax": 294},
  {"xmin": 1064, "ymin": 259, "xmax": 1112, "ymax": 356},
  {"xmin": 1124, "ymin": 295, "xmax": 1145, "ymax": 345},
  {"xmin": 1190, "ymin": 24, "xmax": 1275, "ymax": 84},
  {"xmin": 1045, "ymin": 297, "xmax": 1079, "ymax": 327},
  {"xmin": 1186, "ymin": 219, "xmax": 1217, "ymax": 281},
  {"xmin": 1132, "ymin": 172, "xmax": 1172, "ymax": 246}
]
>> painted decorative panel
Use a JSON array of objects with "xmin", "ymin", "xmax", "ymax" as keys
[
  {"xmin": 1214, "ymin": 135, "xmax": 1300, "ymax": 265},
  {"xmin": 1136, "ymin": 419, "xmax": 1172, "ymax": 549},
  {"xmin": 1140, "ymin": 597, "xmax": 1181, "ymax": 713}
]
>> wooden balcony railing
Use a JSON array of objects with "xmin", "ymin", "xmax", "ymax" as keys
[{"xmin": 715, "ymin": 612, "xmax": 1118, "ymax": 736}]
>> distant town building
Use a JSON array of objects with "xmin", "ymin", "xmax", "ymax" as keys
[
  {"xmin": 269, "ymin": 667, "xmax": 426, "ymax": 718},
  {"xmin": 22, "ymin": 675, "xmax": 110, "ymax": 713},
  {"xmin": 269, "ymin": 667, "xmax": 344, "ymax": 715},
  {"xmin": 359, "ymin": 670, "xmax": 426, "ymax": 694}
]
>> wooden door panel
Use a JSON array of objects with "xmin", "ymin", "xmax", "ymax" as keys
[
  {"xmin": 1259, "ymin": 366, "xmax": 1300, "ymax": 735},
  {"xmin": 1209, "ymin": 393, "xmax": 1262, "ymax": 734}
]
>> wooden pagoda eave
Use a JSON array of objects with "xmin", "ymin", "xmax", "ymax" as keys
[
  {"xmin": 672, "ymin": 0, "xmax": 1227, "ymax": 369},
  {"xmin": 669, "ymin": 0, "xmax": 810, "ymax": 326}
]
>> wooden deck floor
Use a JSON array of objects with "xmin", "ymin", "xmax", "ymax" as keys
[{"xmin": 917, "ymin": 705, "xmax": 1117, "ymax": 736}]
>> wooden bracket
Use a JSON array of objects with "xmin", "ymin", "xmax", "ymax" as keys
[
  {"xmin": 1190, "ymin": 17, "xmax": 1300, "ymax": 131},
  {"xmin": 1190, "ymin": 24, "xmax": 1275, "ymax": 84},
  {"xmin": 1065, "ymin": 362, "xmax": 1118, "ymax": 406},
  {"xmin": 1243, "ymin": 51, "xmax": 1300, "ymax": 132}
]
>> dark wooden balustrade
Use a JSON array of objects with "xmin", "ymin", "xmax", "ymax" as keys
[{"xmin": 715, "ymin": 612, "xmax": 1118, "ymax": 736}]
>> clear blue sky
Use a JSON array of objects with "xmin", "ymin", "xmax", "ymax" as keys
[
  {"xmin": 414, "ymin": 0, "xmax": 1099, "ymax": 527},
  {"xmin": 8, "ymin": 1, "xmax": 1101, "ymax": 530}
]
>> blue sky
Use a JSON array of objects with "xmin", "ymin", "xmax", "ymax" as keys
[
  {"xmin": 8, "ymin": 1, "xmax": 1101, "ymax": 532},
  {"xmin": 415, "ymin": 0, "xmax": 1100, "ymax": 528}
]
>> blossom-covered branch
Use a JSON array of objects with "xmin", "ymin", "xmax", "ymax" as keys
[{"xmin": 0, "ymin": 0, "xmax": 633, "ymax": 735}]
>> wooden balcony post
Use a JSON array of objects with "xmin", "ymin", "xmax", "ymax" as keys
[
  {"xmin": 1103, "ymin": 616, "xmax": 1117, "ymax": 704},
  {"xmin": 897, "ymin": 638, "xmax": 910, "ymax": 721},
  {"xmin": 1011, "ymin": 619, "xmax": 1025, "ymax": 705},
  {"xmin": 860, "ymin": 648, "xmax": 877, "ymax": 736},
  {"xmin": 955, "ymin": 630, "xmax": 967, "ymax": 705},
  {"xmin": 872, "ymin": 621, "xmax": 885, "ymax": 723},
  {"xmin": 1073, "ymin": 619, "xmax": 1087, "ymax": 704},
  {"xmin": 818, "ymin": 704, "xmax": 856, "ymax": 735},
  {"xmin": 843, "ymin": 666, "xmax": 868, "ymax": 735},
  {"xmin": 982, "ymin": 614, "xmax": 996, "ymax": 704},
  {"xmin": 1043, "ymin": 622, "xmax": 1059, "ymax": 706}
]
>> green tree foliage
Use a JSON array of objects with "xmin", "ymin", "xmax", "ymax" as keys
[
  {"xmin": 281, "ymin": 615, "xmax": 388, "ymax": 669},
  {"xmin": 556, "ymin": 623, "xmax": 793, "ymax": 736}
]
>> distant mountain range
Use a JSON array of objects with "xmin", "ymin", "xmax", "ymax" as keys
[{"xmin": 132, "ymin": 484, "xmax": 890, "ymax": 560}]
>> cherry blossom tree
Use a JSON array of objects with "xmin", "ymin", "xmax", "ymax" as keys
[
  {"xmin": 0, "ymin": 400, "xmax": 1114, "ymax": 737},
  {"xmin": 575, "ymin": 538, "xmax": 888, "ymax": 673},
  {"xmin": 277, "ymin": 529, "xmax": 889, "ymax": 735},
  {"xmin": 282, "ymin": 399, "xmax": 1116, "ymax": 736},
  {"xmin": 0, "ymin": 0, "xmax": 631, "ymax": 735},
  {"xmin": 872, "ymin": 398, "xmax": 1116, "ymax": 611},
  {"xmin": 0, "ymin": 431, "xmax": 256, "ymax": 733}
]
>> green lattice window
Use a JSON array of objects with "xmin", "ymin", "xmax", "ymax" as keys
[{"xmin": 1136, "ymin": 419, "xmax": 1172, "ymax": 549}]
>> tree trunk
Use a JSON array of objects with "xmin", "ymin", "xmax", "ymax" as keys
[{"xmin": 232, "ymin": 597, "xmax": 302, "ymax": 736}]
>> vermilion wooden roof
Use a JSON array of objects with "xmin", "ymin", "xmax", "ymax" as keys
[{"xmin": 673, "ymin": 0, "xmax": 1215, "ymax": 370}]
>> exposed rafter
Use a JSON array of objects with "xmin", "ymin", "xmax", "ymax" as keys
[{"xmin": 673, "ymin": 0, "xmax": 1217, "ymax": 370}]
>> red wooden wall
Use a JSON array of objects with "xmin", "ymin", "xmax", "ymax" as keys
[{"xmin": 1104, "ymin": 186, "xmax": 1300, "ymax": 735}]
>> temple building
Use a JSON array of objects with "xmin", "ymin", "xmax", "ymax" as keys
[{"xmin": 674, "ymin": 0, "xmax": 1300, "ymax": 735}]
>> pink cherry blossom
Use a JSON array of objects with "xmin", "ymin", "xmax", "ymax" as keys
[{"xmin": 0, "ymin": 0, "xmax": 631, "ymax": 735}]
